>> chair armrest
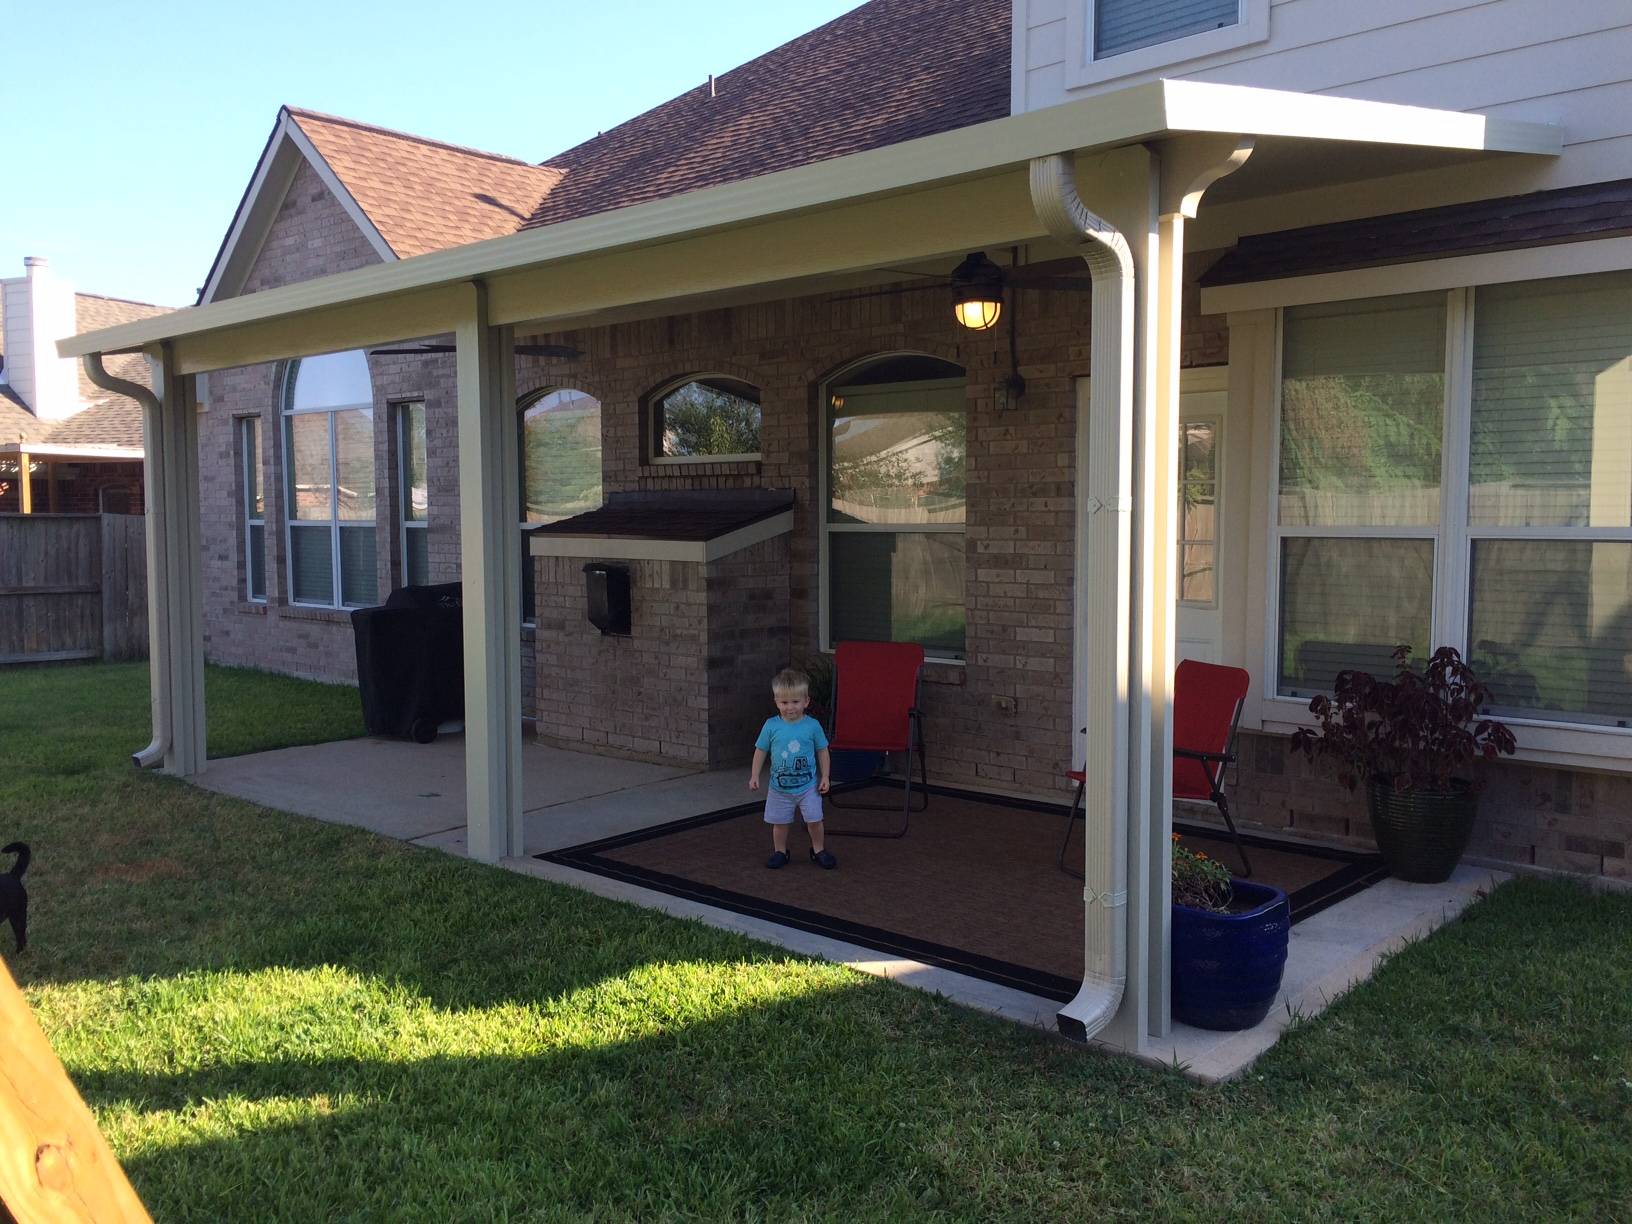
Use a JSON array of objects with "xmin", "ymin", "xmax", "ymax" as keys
[{"xmin": 1174, "ymin": 747, "xmax": 1233, "ymax": 765}]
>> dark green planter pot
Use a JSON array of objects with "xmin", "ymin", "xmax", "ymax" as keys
[{"xmin": 1366, "ymin": 778, "xmax": 1477, "ymax": 884}]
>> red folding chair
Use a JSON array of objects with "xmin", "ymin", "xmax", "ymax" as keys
[
  {"xmin": 824, "ymin": 640, "xmax": 928, "ymax": 839},
  {"xmin": 1171, "ymin": 660, "xmax": 1253, "ymax": 877},
  {"xmin": 1059, "ymin": 660, "xmax": 1254, "ymax": 878}
]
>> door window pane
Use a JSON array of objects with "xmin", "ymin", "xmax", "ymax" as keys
[
  {"xmin": 1278, "ymin": 537, "xmax": 1433, "ymax": 697},
  {"xmin": 406, "ymin": 529, "xmax": 429, "ymax": 587},
  {"xmin": 1179, "ymin": 420, "xmax": 1217, "ymax": 604},
  {"xmin": 1470, "ymin": 539, "xmax": 1632, "ymax": 726},
  {"xmin": 1471, "ymin": 272, "xmax": 1632, "ymax": 528},
  {"xmin": 830, "ymin": 532, "xmax": 965, "ymax": 658},
  {"xmin": 248, "ymin": 524, "xmax": 266, "ymax": 601},
  {"xmin": 1280, "ymin": 295, "xmax": 1445, "ymax": 527},
  {"xmin": 830, "ymin": 383, "xmax": 966, "ymax": 525},
  {"xmin": 400, "ymin": 402, "xmax": 427, "ymax": 522}
]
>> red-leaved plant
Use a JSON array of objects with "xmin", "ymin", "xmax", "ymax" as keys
[{"xmin": 1290, "ymin": 646, "xmax": 1517, "ymax": 794}]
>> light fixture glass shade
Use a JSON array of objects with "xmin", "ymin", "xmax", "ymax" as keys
[{"xmin": 953, "ymin": 296, "xmax": 1002, "ymax": 330}]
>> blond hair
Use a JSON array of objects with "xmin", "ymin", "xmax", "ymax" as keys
[{"xmin": 771, "ymin": 667, "xmax": 810, "ymax": 699}]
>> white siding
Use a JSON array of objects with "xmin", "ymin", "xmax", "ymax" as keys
[{"xmin": 1013, "ymin": 0, "xmax": 1632, "ymax": 193}]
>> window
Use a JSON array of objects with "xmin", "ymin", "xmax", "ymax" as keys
[
  {"xmin": 651, "ymin": 376, "xmax": 760, "ymax": 462},
  {"xmin": 825, "ymin": 356, "xmax": 967, "ymax": 659},
  {"xmin": 520, "ymin": 388, "xmax": 602, "ymax": 621},
  {"xmin": 1272, "ymin": 271, "xmax": 1632, "ymax": 728},
  {"xmin": 282, "ymin": 350, "xmax": 377, "ymax": 608},
  {"xmin": 239, "ymin": 416, "xmax": 266, "ymax": 602},
  {"xmin": 1179, "ymin": 419, "xmax": 1219, "ymax": 605},
  {"xmin": 1094, "ymin": 0, "xmax": 1237, "ymax": 59},
  {"xmin": 396, "ymin": 402, "xmax": 428, "ymax": 588},
  {"xmin": 1070, "ymin": 0, "xmax": 1268, "ymax": 86}
]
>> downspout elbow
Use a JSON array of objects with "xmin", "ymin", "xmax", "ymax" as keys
[
  {"xmin": 83, "ymin": 352, "xmax": 167, "ymax": 770},
  {"xmin": 1030, "ymin": 152, "xmax": 1135, "ymax": 1045}
]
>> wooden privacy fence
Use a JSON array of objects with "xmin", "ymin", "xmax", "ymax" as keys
[{"xmin": 0, "ymin": 514, "xmax": 147, "ymax": 666}]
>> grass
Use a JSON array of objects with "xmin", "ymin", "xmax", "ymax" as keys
[{"xmin": 4, "ymin": 662, "xmax": 1631, "ymax": 1220}]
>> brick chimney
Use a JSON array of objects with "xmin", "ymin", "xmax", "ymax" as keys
[{"xmin": 1, "ymin": 256, "xmax": 81, "ymax": 421}]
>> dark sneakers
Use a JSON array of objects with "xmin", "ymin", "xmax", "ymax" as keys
[
  {"xmin": 810, "ymin": 848, "xmax": 838, "ymax": 870},
  {"xmin": 765, "ymin": 850, "xmax": 791, "ymax": 869}
]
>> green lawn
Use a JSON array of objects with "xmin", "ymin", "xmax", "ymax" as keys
[{"xmin": 4, "ymin": 663, "xmax": 1630, "ymax": 1220}]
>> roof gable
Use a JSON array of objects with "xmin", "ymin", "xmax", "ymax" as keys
[{"xmin": 288, "ymin": 110, "xmax": 564, "ymax": 259}]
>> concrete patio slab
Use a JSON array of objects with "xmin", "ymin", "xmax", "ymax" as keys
[
  {"xmin": 194, "ymin": 733, "xmax": 1509, "ymax": 1081},
  {"xmin": 197, "ymin": 735, "xmax": 691, "ymax": 842}
]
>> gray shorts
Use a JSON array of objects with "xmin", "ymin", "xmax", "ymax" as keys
[{"xmin": 763, "ymin": 786, "xmax": 823, "ymax": 825}]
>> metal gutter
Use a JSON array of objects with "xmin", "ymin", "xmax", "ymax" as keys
[
  {"xmin": 1029, "ymin": 153, "xmax": 1135, "ymax": 1044},
  {"xmin": 82, "ymin": 354, "xmax": 167, "ymax": 769}
]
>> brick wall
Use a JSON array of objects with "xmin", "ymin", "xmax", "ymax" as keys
[
  {"xmin": 533, "ymin": 534, "xmax": 791, "ymax": 768},
  {"xmin": 1215, "ymin": 731, "xmax": 1632, "ymax": 881}
]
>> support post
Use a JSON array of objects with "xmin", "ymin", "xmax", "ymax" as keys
[
  {"xmin": 17, "ymin": 452, "xmax": 30, "ymax": 515},
  {"xmin": 143, "ymin": 344, "xmax": 207, "ymax": 776},
  {"xmin": 456, "ymin": 283, "xmax": 524, "ymax": 863}
]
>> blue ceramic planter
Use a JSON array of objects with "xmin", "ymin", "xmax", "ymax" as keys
[{"xmin": 1171, "ymin": 879, "xmax": 1291, "ymax": 1031}]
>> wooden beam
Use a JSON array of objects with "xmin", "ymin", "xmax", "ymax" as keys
[
  {"xmin": 18, "ymin": 452, "xmax": 31, "ymax": 515},
  {"xmin": 0, "ymin": 956, "xmax": 152, "ymax": 1222}
]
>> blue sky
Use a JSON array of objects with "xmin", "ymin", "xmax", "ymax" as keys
[{"xmin": 2, "ymin": 1, "xmax": 865, "ymax": 307}]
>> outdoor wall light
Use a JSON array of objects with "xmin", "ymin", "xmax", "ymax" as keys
[{"xmin": 950, "ymin": 252, "xmax": 1004, "ymax": 331}]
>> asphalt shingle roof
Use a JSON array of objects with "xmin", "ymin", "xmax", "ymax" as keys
[{"xmin": 287, "ymin": 0, "xmax": 1009, "ymax": 259}]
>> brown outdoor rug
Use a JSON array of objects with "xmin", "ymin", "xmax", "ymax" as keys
[{"xmin": 540, "ymin": 783, "xmax": 1387, "ymax": 1001}]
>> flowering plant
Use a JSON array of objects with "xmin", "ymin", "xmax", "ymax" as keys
[
  {"xmin": 1290, "ymin": 645, "xmax": 1516, "ymax": 793},
  {"xmin": 1172, "ymin": 834, "xmax": 1232, "ymax": 912}
]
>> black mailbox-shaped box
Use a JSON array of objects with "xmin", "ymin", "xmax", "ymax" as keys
[{"xmin": 583, "ymin": 563, "xmax": 631, "ymax": 635}]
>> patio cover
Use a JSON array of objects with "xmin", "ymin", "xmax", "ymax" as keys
[{"xmin": 59, "ymin": 78, "xmax": 1557, "ymax": 1056}]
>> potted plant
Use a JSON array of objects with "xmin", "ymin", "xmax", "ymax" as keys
[
  {"xmin": 1290, "ymin": 645, "xmax": 1517, "ymax": 883},
  {"xmin": 1170, "ymin": 835, "xmax": 1291, "ymax": 1031}
]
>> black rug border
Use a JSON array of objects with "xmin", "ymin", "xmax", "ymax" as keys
[{"xmin": 539, "ymin": 780, "xmax": 1387, "ymax": 1004}]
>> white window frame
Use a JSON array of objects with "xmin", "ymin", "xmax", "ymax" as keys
[
  {"xmin": 648, "ymin": 374, "xmax": 762, "ymax": 466},
  {"xmin": 281, "ymin": 358, "xmax": 377, "ymax": 610},
  {"xmin": 1065, "ymin": 0, "xmax": 1269, "ymax": 89},
  {"xmin": 396, "ymin": 401, "xmax": 428, "ymax": 589},
  {"xmin": 818, "ymin": 360, "xmax": 968, "ymax": 663},
  {"xmin": 1241, "ymin": 267, "xmax": 1632, "ymax": 771},
  {"xmin": 239, "ymin": 414, "xmax": 266, "ymax": 603}
]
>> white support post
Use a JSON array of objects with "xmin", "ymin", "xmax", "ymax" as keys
[
  {"xmin": 455, "ymin": 283, "xmax": 524, "ymax": 863},
  {"xmin": 143, "ymin": 343, "xmax": 207, "ymax": 776}
]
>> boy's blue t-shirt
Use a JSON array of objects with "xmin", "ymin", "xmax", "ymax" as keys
[{"xmin": 755, "ymin": 715, "xmax": 829, "ymax": 795}]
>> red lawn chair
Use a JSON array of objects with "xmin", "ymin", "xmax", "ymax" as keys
[
  {"xmin": 824, "ymin": 640, "xmax": 928, "ymax": 839},
  {"xmin": 1059, "ymin": 660, "xmax": 1253, "ymax": 878}
]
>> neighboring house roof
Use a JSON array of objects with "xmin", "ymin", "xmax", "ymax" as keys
[
  {"xmin": 1202, "ymin": 178, "xmax": 1632, "ymax": 286},
  {"xmin": 205, "ymin": 0, "xmax": 1009, "ymax": 301},
  {"xmin": 523, "ymin": 0, "xmax": 1011, "ymax": 229},
  {"xmin": 42, "ymin": 398, "xmax": 144, "ymax": 450},
  {"xmin": 0, "ymin": 388, "xmax": 52, "ymax": 446},
  {"xmin": 286, "ymin": 109, "xmax": 565, "ymax": 259}
]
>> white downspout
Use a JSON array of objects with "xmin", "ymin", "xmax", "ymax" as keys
[
  {"xmin": 83, "ymin": 352, "xmax": 169, "ymax": 769},
  {"xmin": 1030, "ymin": 153, "xmax": 1136, "ymax": 1043}
]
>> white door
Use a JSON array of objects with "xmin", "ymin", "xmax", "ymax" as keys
[{"xmin": 1176, "ymin": 385, "xmax": 1225, "ymax": 665}]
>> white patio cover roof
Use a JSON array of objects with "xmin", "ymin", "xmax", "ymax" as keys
[{"xmin": 60, "ymin": 79, "xmax": 1557, "ymax": 373}]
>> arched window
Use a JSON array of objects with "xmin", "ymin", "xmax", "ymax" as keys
[
  {"xmin": 651, "ymin": 375, "xmax": 761, "ymax": 462},
  {"xmin": 823, "ymin": 354, "xmax": 967, "ymax": 659},
  {"xmin": 283, "ymin": 350, "xmax": 376, "ymax": 607},
  {"xmin": 520, "ymin": 388, "xmax": 602, "ymax": 621}
]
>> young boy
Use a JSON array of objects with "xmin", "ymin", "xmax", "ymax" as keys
[{"xmin": 749, "ymin": 667, "xmax": 837, "ymax": 869}]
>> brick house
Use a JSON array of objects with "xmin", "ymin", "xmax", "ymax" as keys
[
  {"xmin": 64, "ymin": 0, "xmax": 1632, "ymax": 1052},
  {"xmin": 0, "ymin": 258, "xmax": 171, "ymax": 513}
]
